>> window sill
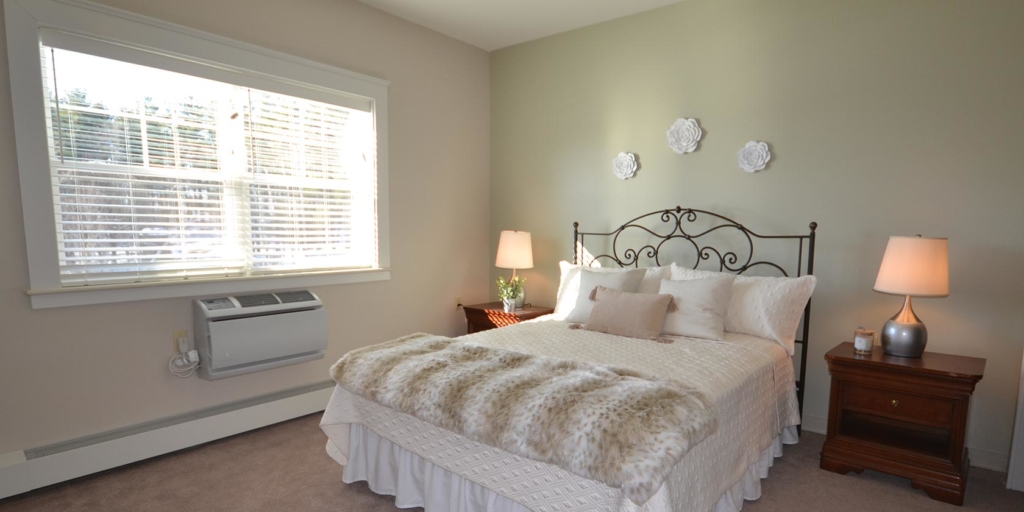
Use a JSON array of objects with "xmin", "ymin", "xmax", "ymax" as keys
[{"xmin": 26, "ymin": 268, "xmax": 391, "ymax": 309}]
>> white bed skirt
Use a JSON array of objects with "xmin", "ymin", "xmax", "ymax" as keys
[{"xmin": 334, "ymin": 423, "xmax": 799, "ymax": 512}]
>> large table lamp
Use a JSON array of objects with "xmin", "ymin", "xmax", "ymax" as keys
[
  {"xmin": 495, "ymin": 230, "xmax": 533, "ymax": 308},
  {"xmin": 873, "ymin": 235, "xmax": 949, "ymax": 358}
]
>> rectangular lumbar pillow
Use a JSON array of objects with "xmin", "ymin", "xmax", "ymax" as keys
[
  {"xmin": 670, "ymin": 264, "xmax": 817, "ymax": 354},
  {"xmin": 555, "ymin": 261, "xmax": 671, "ymax": 317},
  {"xmin": 658, "ymin": 275, "xmax": 735, "ymax": 341},
  {"xmin": 582, "ymin": 286, "xmax": 674, "ymax": 341},
  {"xmin": 563, "ymin": 266, "xmax": 647, "ymax": 323}
]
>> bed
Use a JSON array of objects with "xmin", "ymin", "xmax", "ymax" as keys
[{"xmin": 321, "ymin": 207, "xmax": 817, "ymax": 512}]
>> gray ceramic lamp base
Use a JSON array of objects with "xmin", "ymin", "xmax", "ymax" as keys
[{"xmin": 881, "ymin": 295, "xmax": 928, "ymax": 358}]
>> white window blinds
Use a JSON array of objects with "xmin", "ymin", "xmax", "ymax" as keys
[{"xmin": 40, "ymin": 46, "xmax": 378, "ymax": 287}]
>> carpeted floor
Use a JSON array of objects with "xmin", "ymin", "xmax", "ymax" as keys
[{"xmin": 2, "ymin": 414, "xmax": 1022, "ymax": 511}]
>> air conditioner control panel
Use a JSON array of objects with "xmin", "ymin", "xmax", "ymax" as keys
[{"xmin": 200, "ymin": 298, "xmax": 236, "ymax": 310}]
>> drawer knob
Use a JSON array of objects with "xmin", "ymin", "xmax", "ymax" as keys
[{"xmin": 892, "ymin": 399, "xmax": 899, "ymax": 407}]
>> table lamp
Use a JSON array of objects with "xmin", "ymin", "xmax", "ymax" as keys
[
  {"xmin": 873, "ymin": 235, "xmax": 949, "ymax": 357},
  {"xmin": 495, "ymin": 230, "xmax": 533, "ymax": 308}
]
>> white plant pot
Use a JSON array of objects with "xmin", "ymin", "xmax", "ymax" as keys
[{"xmin": 502, "ymin": 298, "xmax": 516, "ymax": 313}]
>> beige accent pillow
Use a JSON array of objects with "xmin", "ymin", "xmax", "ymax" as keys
[
  {"xmin": 659, "ymin": 275, "xmax": 735, "ymax": 340},
  {"xmin": 565, "ymin": 267, "xmax": 647, "ymax": 323},
  {"xmin": 582, "ymin": 286, "xmax": 673, "ymax": 341}
]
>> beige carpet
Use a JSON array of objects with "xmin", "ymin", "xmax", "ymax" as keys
[{"xmin": 2, "ymin": 414, "xmax": 1022, "ymax": 511}]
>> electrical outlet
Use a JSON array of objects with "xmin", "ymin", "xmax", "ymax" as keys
[
  {"xmin": 172, "ymin": 330, "xmax": 189, "ymax": 352},
  {"xmin": 455, "ymin": 296, "xmax": 462, "ymax": 310}
]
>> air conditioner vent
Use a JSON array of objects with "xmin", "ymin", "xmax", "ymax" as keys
[
  {"xmin": 236, "ymin": 294, "xmax": 280, "ymax": 307},
  {"xmin": 275, "ymin": 290, "xmax": 316, "ymax": 303}
]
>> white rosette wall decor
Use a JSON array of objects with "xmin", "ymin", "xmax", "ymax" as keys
[
  {"xmin": 612, "ymin": 152, "xmax": 639, "ymax": 180},
  {"xmin": 737, "ymin": 141, "xmax": 771, "ymax": 173},
  {"xmin": 667, "ymin": 118, "xmax": 702, "ymax": 154}
]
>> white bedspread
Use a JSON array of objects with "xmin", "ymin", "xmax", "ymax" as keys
[{"xmin": 321, "ymin": 317, "xmax": 801, "ymax": 512}]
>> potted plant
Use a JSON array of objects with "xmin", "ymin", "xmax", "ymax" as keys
[{"xmin": 496, "ymin": 275, "xmax": 525, "ymax": 313}]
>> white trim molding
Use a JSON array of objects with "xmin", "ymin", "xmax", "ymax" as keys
[
  {"xmin": 971, "ymin": 446, "xmax": 1010, "ymax": 473},
  {"xmin": 0, "ymin": 384, "xmax": 333, "ymax": 500},
  {"xmin": 27, "ymin": 268, "xmax": 391, "ymax": 308},
  {"xmin": 801, "ymin": 414, "xmax": 828, "ymax": 435},
  {"xmin": 5, "ymin": 0, "xmax": 391, "ymax": 309},
  {"xmin": 1007, "ymin": 348, "xmax": 1024, "ymax": 489}
]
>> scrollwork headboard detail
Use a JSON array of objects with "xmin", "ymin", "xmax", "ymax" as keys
[{"xmin": 572, "ymin": 206, "xmax": 817, "ymax": 427}]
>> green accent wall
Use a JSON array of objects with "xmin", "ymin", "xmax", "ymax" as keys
[{"xmin": 491, "ymin": 0, "xmax": 1024, "ymax": 468}]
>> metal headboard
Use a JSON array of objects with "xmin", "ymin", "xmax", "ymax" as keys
[{"xmin": 572, "ymin": 206, "xmax": 817, "ymax": 427}]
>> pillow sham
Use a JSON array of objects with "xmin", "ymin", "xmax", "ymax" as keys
[
  {"xmin": 554, "ymin": 261, "xmax": 669, "ymax": 317},
  {"xmin": 658, "ymin": 275, "xmax": 735, "ymax": 341},
  {"xmin": 670, "ymin": 264, "xmax": 817, "ymax": 354},
  {"xmin": 565, "ymin": 267, "xmax": 646, "ymax": 323},
  {"xmin": 636, "ymin": 265, "xmax": 672, "ymax": 294},
  {"xmin": 582, "ymin": 286, "xmax": 673, "ymax": 341}
]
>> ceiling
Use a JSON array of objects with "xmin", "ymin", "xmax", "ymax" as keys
[{"xmin": 358, "ymin": 0, "xmax": 686, "ymax": 51}]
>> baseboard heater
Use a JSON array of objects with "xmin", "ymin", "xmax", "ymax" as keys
[
  {"xmin": 1, "ymin": 381, "xmax": 335, "ymax": 500},
  {"xmin": 23, "ymin": 381, "xmax": 335, "ymax": 461},
  {"xmin": 193, "ymin": 290, "xmax": 329, "ymax": 380}
]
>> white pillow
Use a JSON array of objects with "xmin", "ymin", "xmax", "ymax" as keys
[
  {"xmin": 637, "ymin": 265, "xmax": 672, "ymax": 294},
  {"xmin": 554, "ymin": 261, "xmax": 669, "ymax": 317},
  {"xmin": 565, "ymin": 268, "xmax": 646, "ymax": 323},
  {"xmin": 659, "ymin": 275, "xmax": 735, "ymax": 341},
  {"xmin": 670, "ymin": 264, "xmax": 817, "ymax": 354}
]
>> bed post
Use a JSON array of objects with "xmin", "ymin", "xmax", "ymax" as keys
[
  {"xmin": 797, "ymin": 222, "xmax": 817, "ymax": 435},
  {"xmin": 572, "ymin": 222, "xmax": 579, "ymax": 265}
]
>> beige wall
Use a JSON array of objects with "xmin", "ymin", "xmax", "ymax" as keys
[
  {"xmin": 0, "ymin": 0, "xmax": 490, "ymax": 454},
  {"xmin": 491, "ymin": 0, "xmax": 1024, "ymax": 466}
]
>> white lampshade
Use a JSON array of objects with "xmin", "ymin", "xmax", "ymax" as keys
[
  {"xmin": 495, "ymin": 230, "xmax": 533, "ymax": 270},
  {"xmin": 873, "ymin": 236, "xmax": 949, "ymax": 297}
]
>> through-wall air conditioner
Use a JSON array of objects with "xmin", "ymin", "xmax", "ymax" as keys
[{"xmin": 193, "ymin": 290, "xmax": 328, "ymax": 380}]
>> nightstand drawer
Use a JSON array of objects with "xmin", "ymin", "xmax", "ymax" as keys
[{"xmin": 843, "ymin": 383, "xmax": 954, "ymax": 426}]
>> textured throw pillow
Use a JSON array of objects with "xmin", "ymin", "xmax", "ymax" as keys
[
  {"xmin": 669, "ymin": 264, "xmax": 721, "ymax": 281},
  {"xmin": 670, "ymin": 264, "xmax": 817, "ymax": 354},
  {"xmin": 554, "ymin": 261, "xmax": 667, "ymax": 317},
  {"xmin": 582, "ymin": 286, "xmax": 673, "ymax": 341},
  {"xmin": 658, "ymin": 275, "xmax": 735, "ymax": 341},
  {"xmin": 565, "ymin": 268, "xmax": 647, "ymax": 323}
]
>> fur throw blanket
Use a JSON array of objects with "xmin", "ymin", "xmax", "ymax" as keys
[{"xmin": 330, "ymin": 333, "xmax": 718, "ymax": 504}]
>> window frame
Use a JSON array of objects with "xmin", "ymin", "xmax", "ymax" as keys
[{"xmin": 6, "ymin": 0, "xmax": 391, "ymax": 309}]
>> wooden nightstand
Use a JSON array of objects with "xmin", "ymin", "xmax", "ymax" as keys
[
  {"xmin": 463, "ymin": 302, "xmax": 554, "ymax": 334},
  {"xmin": 821, "ymin": 342, "xmax": 985, "ymax": 505}
]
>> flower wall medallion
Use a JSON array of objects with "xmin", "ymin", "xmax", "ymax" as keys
[
  {"xmin": 667, "ymin": 118, "xmax": 702, "ymax": 154},
  {"xmin": 737, "ymin": 141, "xmax": 771, "ymax": 173},
  {"xmin": 613, "ymin": 152, "xmax": 639, "ymax": 180}
]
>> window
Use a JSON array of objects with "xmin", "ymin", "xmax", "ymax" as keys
[
  {"xmin": 7, "ymin": 0, "xmax": 389, "ymax": 308},
  {"xmin": 42, "ymin": 48, "xmax": 377, "ymax": 286}
]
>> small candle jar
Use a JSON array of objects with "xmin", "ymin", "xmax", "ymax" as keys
[{"xmin": 854, "ymin": 328, "xmax": 875, "ymax": 355}]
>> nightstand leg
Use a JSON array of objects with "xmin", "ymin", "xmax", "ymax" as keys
[
  {"xmin": 911, "ymin": 481, "xmax": 965, "ymax": 506},
  {"xmin": 910, "ymin": 451, "xmax": 969, "ymax": 506}
]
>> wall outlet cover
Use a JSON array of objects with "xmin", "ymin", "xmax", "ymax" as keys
[{"xmin": 172, "ymin": 330, "xmax": 189, "ymax": 352}]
